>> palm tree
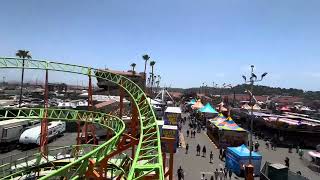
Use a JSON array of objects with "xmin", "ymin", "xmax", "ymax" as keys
[
  {"xmin": 142, "ymin": 54, "xmax": 150, "ymax": 75},
  {"xmin": 130, "ymin": 63, "xmax": 136, "ymax": 74},
  {"xmin": 156, "ymin": 75, "xmax": 161, "ymax": 90},
  {"xmin": 149, "ymin": 60, "xmax": 156, "ymax": 92},
  {"xmin": 16, "ymin": 50, "xmax": 32, "ymax": 107}
]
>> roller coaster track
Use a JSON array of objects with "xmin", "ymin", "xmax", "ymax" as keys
[
  {"xmin": 0, "ymin": 108, "xmax": 125, "ymax": 179},
  {"xmin": 0, "ymin": 57, "xmax": 164, "ymax": 180}
]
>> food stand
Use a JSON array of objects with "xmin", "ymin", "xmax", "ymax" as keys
[
  {"xmin": 162, "ymin": 125, "xmax": 178, "ymax": 153},
  {"xmin": 226, "ymin": 144, "xmax": 262, "ymax": 176},
  {"xmin": 207, "ymin": 116, "xmax": 248, "ymax": 148},
  {"xmin": 164, "ymin": 107, "xmax": 182, "ymax": 125}
]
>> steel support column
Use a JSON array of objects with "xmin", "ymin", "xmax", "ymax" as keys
[
  {"xmin": 131, "ymin": 100, "xmax": 138, "ymax": 159},
  {"xmin": 40, "ymin": 69, "xmax": 49, "ymax": 156},
  {"xmin": 119, "ymin": 83, "xmax": 124, "ymax": 118},
  {"xmin": 161, "ymin": 137, "xmax": 175, "ymax": 180}
]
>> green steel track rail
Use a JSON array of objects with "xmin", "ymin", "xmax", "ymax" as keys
[
  {"xmin": 0, "ymin": 108, "xmax": 125, "ymax": 179},
  {"xmin": 0, "ymin": 57, "xmax": 164, "ymax": 180}
]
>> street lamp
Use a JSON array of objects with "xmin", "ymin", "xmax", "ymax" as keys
[{"xmin": 242, "ymin": 65, "xmax": 267, "ymax": 175}]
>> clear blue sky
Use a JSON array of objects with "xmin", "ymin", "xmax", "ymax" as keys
[{"xmin": 0, "ymin": 0, "xmax": 320, "ymax": 90}]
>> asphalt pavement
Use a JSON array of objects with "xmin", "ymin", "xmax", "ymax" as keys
[{"xmin": 173, "ymin": 113, "xmax": 319, "ymax": 180}]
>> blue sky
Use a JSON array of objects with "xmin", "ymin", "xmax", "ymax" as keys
[{"xmin": 0, "ymin": 0, "xmax": 320, "ymax": 90}]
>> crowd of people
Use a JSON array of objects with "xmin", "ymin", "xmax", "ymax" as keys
[{"xmin": 177, "ymin": 112, "xmax": 233, "ymax": 180}]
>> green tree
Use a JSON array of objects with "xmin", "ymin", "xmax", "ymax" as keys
[
  {"xmin": 150, "ymin": 60, "xmax": 156, "ymax": 87},
  {"xmin": 130, "ymin": 63, "xmax": 136, "ymax": 73},
  {"xmin": 16, "ymin": 50, "xmax": 32, "ymax": 107},
  {"xmin": 142, "ymin": 54, "xmax": 150, "ymax": 75}
]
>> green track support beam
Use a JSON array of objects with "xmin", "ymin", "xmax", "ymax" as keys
[
  {"xmin": 0, "ymin": 57, "xmax": 164, "ymax": 180},
  {"xmin": 0, "ymin": 108, "xmax": 125, "ymax": 179}
]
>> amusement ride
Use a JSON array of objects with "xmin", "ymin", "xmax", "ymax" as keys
[{"xmin": 0, "ymin": 57, "xmax": 173, "ymax": 180}]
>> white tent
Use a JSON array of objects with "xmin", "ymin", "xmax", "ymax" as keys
[{"xmin": 147, "ymin": 98, "xmax": 162, "ymax": 105}]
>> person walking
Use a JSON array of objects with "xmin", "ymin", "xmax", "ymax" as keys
[
  {"xmin": 210, "ymin": 151, "xmax": 213, "ymax": 163},
  {"xmin": 186, "ymin": 143, "xmax": 189, "ymax": 154},
  {"xmin": 266, "ymin": 140, "xmax": 270, "ymax": 150},
  {"xmin": 222, "ymin": 149, "xmax": 226, "ymax": 161},
  {"xmin": 228, "ymin": 169, "xmax": 232, "ymax": 179},
  {"xmin": 223, "ymin": 168, "xmax": 228, "ymax": 180},
  {"xmin": 201, "ymin": 173, "xmax": 205, "ymax": 180},
  {"xmin": 197, "ymin": 144, "xmax": 201, "ymax": 156},
  {"xmin": 296, "ymin": 145, "xmax": 300, "ymax": 153},
  {"xmin": 210, "ymin": 175, "xmax": 214, "ymax": 180},
  {"xmin": 219, "ymin": 148, "xmax": 223, "ymax": 160},
  {"xmin": 214, "ymin": 169, "xmax": 219, "ymax": 180},
  {"xmin": 177, "ymin": 166, "xmax": 184, "ymax": 180},
  {"xmin": 255, "ymin": 141, "xmax": 260, "ymax": 152},
  {"xmin": 285, "ymin": 157, "xmax": 290, "ymax": 168},
  {"xmin": 219, "ymin": 168, "xmax": 224, "ymax": 180},
  {"xmin": 202, "ymin": 145, "xmax": 206, "ymax": 157},
  {"xmin": 288, "ymin": 144, "xmax": 293, "ymax": 153},
  {"xmin": 187, "ymin": 130, "xmax": 190, "ymax": 137},
  {"xmin": 193, "ymin": 130, "xmax": 196, "ymax": 138},
  {"xmin": 298, "ymin": 149, "xmax": 304, "ymax": 159}
]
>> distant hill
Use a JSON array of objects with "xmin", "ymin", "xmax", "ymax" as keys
[{"xmin": 167, "ymin": 84, "xmax": 320, "ymax": 101}]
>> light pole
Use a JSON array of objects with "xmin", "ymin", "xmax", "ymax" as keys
[{"xmin": 242, "ymin": 65, "xmax": 267, "ymax": 176}]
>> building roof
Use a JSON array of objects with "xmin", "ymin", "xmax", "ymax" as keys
[
  {"xmin": 165, "ymin": 107, "xmax": 182, "ymax": 114},
  {"xmin": 102, "ymin": 69, "xmax": 144, "ymax": 77},
  {"xmin": 169, "ymin": 92, "xmax": 183, "ymax": 99},
  {"xmin": 223, "ymin": 94, "xmax": 269, "ymax": 102},
  {"xmin": 272, "ymin": 96, "xmax": 303, "ymax": 104},
  {"xmin": 0, "ymin": 118, "xmax": 31, "ymax": 126}
]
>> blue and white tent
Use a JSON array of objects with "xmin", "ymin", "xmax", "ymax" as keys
[{"xmin": 226, "ymin": 144, "xmax": 262, "ymax": 176}]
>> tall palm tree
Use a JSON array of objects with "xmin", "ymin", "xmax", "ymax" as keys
[
  {"xmin": 16, "ymin": 50, "xmax": 32, "ymax": 107},
  {"xmin": 142, "ymin": 54, "xmax": 150, "ymax": 75},
  {"xmin": 130, "ymin": 63, "xmax": 136, "ymax": 74},
  {"xmin": 149, "ymin": 60, "xmax": 156, "ymax": 91},
  {"xmin": 156, "ymin": 75, "xmax": 161, "ymax": 90}
]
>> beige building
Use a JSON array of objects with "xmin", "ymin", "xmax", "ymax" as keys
[{"xmin": 95, "ymin": 69, "xmax": 146, "ymax": 95}]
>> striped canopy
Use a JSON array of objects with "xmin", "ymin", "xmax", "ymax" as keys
[{"xmin": 211, "ymin": 116, "xmax": 246, "ymax": 131}]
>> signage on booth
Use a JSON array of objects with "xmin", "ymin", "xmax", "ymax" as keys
[{"xmin": 165, "ymin": 113, "xmax": 178, "ymax": 125}]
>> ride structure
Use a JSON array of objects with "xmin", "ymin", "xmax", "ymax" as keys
[{"xmin": 0, "ymin": 57, "xmax": 164, "ymax": 180}]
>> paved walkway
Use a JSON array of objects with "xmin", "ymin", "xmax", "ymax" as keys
[
  {"xmin": 173, "ymin": 118, "xmax": 235, "ymax": 180},
  {"xmin": 173, "ymin": 113, "xmax": 319, "ymax": 180}
]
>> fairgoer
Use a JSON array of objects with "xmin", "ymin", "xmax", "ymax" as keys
[{"xmin": 202, "ymin": 146, "xmax": 207, "ymax": 157}]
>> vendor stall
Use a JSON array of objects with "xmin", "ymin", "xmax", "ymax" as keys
[
  {"xmin": 207, "ymin": 116, "xmax": 248, "ymax": 148},
  {"xmin": 164, "ymin": 107, "xmax": 182, "ymax": 125},
  {"xmin": 162, "ymin": 125, "xmax": 179, "ymax": 153},
  {"xmin": 198, "ymin": 103, "xmax": 218, "ymax": 118},
  {"xmin": 226, "ymin": 144, "xmax": 262, "ymax": 176}
]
